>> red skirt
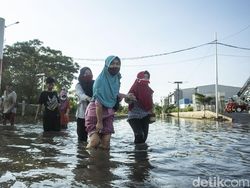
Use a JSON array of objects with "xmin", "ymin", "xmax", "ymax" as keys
[{"xmin": 60, "ymin": 113, "xmax": 69, "ymax": 125}]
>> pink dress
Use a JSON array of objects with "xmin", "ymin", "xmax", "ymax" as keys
[{"xmin": 85, "ymin": 100, "xmax": 115, "ymax": 135}]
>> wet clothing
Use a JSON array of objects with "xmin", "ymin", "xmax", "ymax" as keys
[
  {"xmin": 39, "ymin": 91, "xmax": 60, "ymax": 131},
  {"xmin": 75, "ymin": 81, "xmax": 93, "ymax": 141},
  {"xmin": 59, "ymin": 99, "xmax": 70, "ymax": 129},
  {"xmin": 85, "ymin": 56, "xmax": 121, "ymax": 139},
  {"xmin": 128, "ymin": 116, "xmax": 149, "ymax": 144},
  {"xmin": 3, "ymin": 112, "xmax": 16, "ymax": 126},
  {"xmin": 3, "ymin": 90, "xmax": 17, "ymax": 114},
  {"xmin": 85, "ymin": 100, "xmax": 115, "ymax": 136},
  {"xmin": 127, "ymin": 71, "xmax": 154, "ymax": 144},
  {"xmin": 2, "ymin": 90, "xmax": 17, "ymax": 126},
  {"xmin": 128, "ymin": 102, "xmax": 150, "ymax": 144},
  {"xmin": 76, "ymin": 118, "xmax": 87, "ymax": 141}
]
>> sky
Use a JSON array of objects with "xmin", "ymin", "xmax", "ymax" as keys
[{"xmin": 0, "ymin": 0, "xmax": 250, "ymax": 103}]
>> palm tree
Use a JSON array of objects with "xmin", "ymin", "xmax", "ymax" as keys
[{"xmin": 195, "ymin": 93, "xmax": 213, "ymax": 118}]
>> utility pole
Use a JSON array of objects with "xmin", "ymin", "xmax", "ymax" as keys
[
  {"xmin": 215, "ymin": 33, "xmax": 219, "ymax": 119},
  {"xmin": 0, "ymin": 18, "xmax": 19, "ymax": 91},
  {"xmin": 174, "ymin": 81, "xmax": 183, "ymax": 119},
  {"xmin": 0, "ymin": 18, "xmax": 5, "ymax": 91}
]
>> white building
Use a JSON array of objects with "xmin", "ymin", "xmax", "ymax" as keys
[{"xmin": 166, "ymin": 84, "xmax": 241, "ymax": 112}]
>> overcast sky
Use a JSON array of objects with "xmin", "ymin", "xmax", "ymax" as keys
[{"xmin": 1, "ymin": 0, "xmax": 250, "ymax": 103}]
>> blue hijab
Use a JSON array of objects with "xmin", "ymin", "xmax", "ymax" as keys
[{"xmin": 93, "ymin": 55, "xmax": 121, "ymax": 108}]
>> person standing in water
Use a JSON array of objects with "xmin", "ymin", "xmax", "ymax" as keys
[
  {"xmin": 59, "ymin": 88, "xmax": 70, "ymax": 129},
  {"xmin": 75, "ymin": 67, "xmax": 94, "ymax": 141},
  {"xmin": 2, "ymin": 82, "xmax": 17, "ymax": 126},
  {"xmin": 85, "ymin": 55, "xmax": 126, "ymax": 149},
  {"xmin": 35, "ymin": 77, "xmax": 61, "ymax": 132},
  {"xmin": 126, "ymin": 71, "xmax": 154, "ymax": 144}
]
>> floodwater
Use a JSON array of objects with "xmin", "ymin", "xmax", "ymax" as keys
[{"xmin": 0, "ymin": 117, "xmax": 250, "ymax": 188}]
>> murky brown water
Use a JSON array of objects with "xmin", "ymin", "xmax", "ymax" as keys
[{"xmin": 0, "ymin": 118, "xmax": 250, "ymax": 187}]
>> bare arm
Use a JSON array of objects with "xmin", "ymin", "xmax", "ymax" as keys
[
  {"xmin": 95, "ymin": 102, "xmax": 103, "ymax": 132},
  {"xmin": 35, "ymin": 104, "xmax": 42, "ymax": 121}
]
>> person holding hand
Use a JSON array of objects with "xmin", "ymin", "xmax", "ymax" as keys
[{"xmin": 75, "ymin": 67, "xmax": 94, "ymax": 141}]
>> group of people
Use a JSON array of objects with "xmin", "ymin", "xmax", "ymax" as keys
[
  {"xmin": 74, "ymin": 55, "xmax": 155, "ymax": 149},
  {"xmin": 3, "ymin": 55, "xmax": 155, "ymax": 149},
  {"xmin": 35, "ymin": 77, "xmax": 71, "ymax": 131}
]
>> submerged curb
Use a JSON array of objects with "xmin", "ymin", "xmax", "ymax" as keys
[{"xmin": 168, "ymin": 111, "xmax": 232, "ymax": 122}]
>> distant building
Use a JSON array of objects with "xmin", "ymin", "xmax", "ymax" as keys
[
  {"xmin": 165, "ymin": 84, "xmax": 241, "ymax": 112},
  {"xmin": 183, "ymin": 85, "xmax": 240, "ymax": 100}
]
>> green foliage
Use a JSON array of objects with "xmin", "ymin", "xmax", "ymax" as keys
[
  {"xmin": 195, "ymin": 92, "xmax": 214, "ymax": 110},
  {"xmin": 195, "ymin": 92, "xmax": 214, "ymax": 117},
  {"xmin": 180, "ymin": 105, "xmax": 193, "ymax": 112},
  {"xmin": 164, "ymin": 104, "xmax": 176, "ymax": 113},
  {"xmin": 116, "ymin": 105, "xmax": 128, "ymax": 115},
  {"xmin": 154, "ymin": 104, "xmax": 162, "ymax": 116},
  {"xmin": 68, "ymin": 96, "xmax": 78, "ymax": 115},
  {"xmin": 185, "ymin": 105, "xmax": 194, "ymax": 112},
  {"xmin": 2, "ymin": 39, "xmax": 80, "ymax": 103}
]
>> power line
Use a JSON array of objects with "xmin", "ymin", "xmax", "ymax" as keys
[
  {"xmin": 77, "ymin": 54, "xmax": 214, "ymax": 67},
  {"xmin": 121, "ymin": 41, "xmax": 214, "ymax": 60},
  {"xmin": 124, "ymin": 54, "xmax": 213, "ymax": 67},
  {"xmin": 218, "ymin": 54, "xmax": 250, "ymax": 58},
  {"xmin": 73, "ymin": 41, "xmax": 250, "ymax": 62},
  {"xmin": 73, "ymin": 41, "xmax": 215, "ymax": 62},
  {"xmin": 219, "ymin": 24, "xmax": 250, "ymax": 41},
  {"xmin": 74, "ymin": 58, "xmax": 104, "ymax": 61},
  {"xmin": 217, "ymin": 42, "xmax": 250, "ymax": 50}
]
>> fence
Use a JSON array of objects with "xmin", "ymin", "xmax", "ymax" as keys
[{"xmin": 14, "ymin": 101, "xmax": 76, "ymax": 123}]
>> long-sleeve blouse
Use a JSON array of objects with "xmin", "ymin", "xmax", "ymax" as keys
[{"xmin": 75, "ymin": 83, "xmax": 91, "ymax": 119}]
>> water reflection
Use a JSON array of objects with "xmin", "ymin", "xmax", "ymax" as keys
[
  {"xmin": 126, "ymin": 143, "xmax": 155, "ymax": 187},
  {"xmin": 0, "ymin": 118, "xmax": 250, "ymax": 187},
  {"xmin": 73, "ymin": 144, "xmax": 119, "ymax": 188}
]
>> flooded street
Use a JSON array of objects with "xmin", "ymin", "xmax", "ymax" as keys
[{"xmin": 0, "ymin": 118, "xmax": 250, "ymax": 188}]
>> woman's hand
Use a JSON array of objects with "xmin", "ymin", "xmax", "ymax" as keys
[
  {"xmin": 86, "ymin": 96, "xmax": 92, "ymax": 102},
  {"xmin": 125, "ymin": 93, "xmax": 137, "ymax": 104},
  {"xmin": 96, "ymin": 121, "xmax": 103, "ymax": 133}
]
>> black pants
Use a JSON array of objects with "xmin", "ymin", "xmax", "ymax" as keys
[
  {"xmin": 77, "ymin": 118, "xmax": 88, "ymax": 142},
  {"xmin": 128, "ymin": 116, "xmax": 149, "ymax": 144},
  {"xmin": 43, "ymin": 111, "xmax": 61, "ymax": 132}
]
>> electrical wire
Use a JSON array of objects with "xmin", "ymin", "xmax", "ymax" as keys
[
  {"xmin": 218, "ymin": 54, "xmax": 250, "ymax": 58},
  {"xmin": 124, "ymin": 54, "xmax": 214, "ymax": 67},
  {"xmin": 217, "ymin": 42, "xmax": 250, "ymax": 50},
  {"xmin": 219, "ymin": 24, "xmax": 250, "ymax": 41},
  {"xmin": 73, "ymin": 41, "xmax": 250, "ymax": 62},
  {"xmin": 121, "ymin": 41, "xmax": 214, "ymax": 60},
  {"xmin": 73, "ymin": 41, "xmax": 215, "ymax": 62}
]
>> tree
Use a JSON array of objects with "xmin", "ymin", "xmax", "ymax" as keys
[
  {"xmin": 195, "ymin": 93, "xmax": 213, "ymax": 117},
  {"xmin": 2, "ymin": 39, "xmax": 80, "ymax": 103},
  {"xmin": 154, "ymin": 103, "xmax": 162, "ymax": 116}
]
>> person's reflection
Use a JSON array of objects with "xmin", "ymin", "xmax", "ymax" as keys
[
  {"xmin": 128, "ymin": 143, "xmax": 154, "ymax": 183},
  {"xmin": 73, "ymin": 144, "xmax": 117, "ymax": 187}
]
